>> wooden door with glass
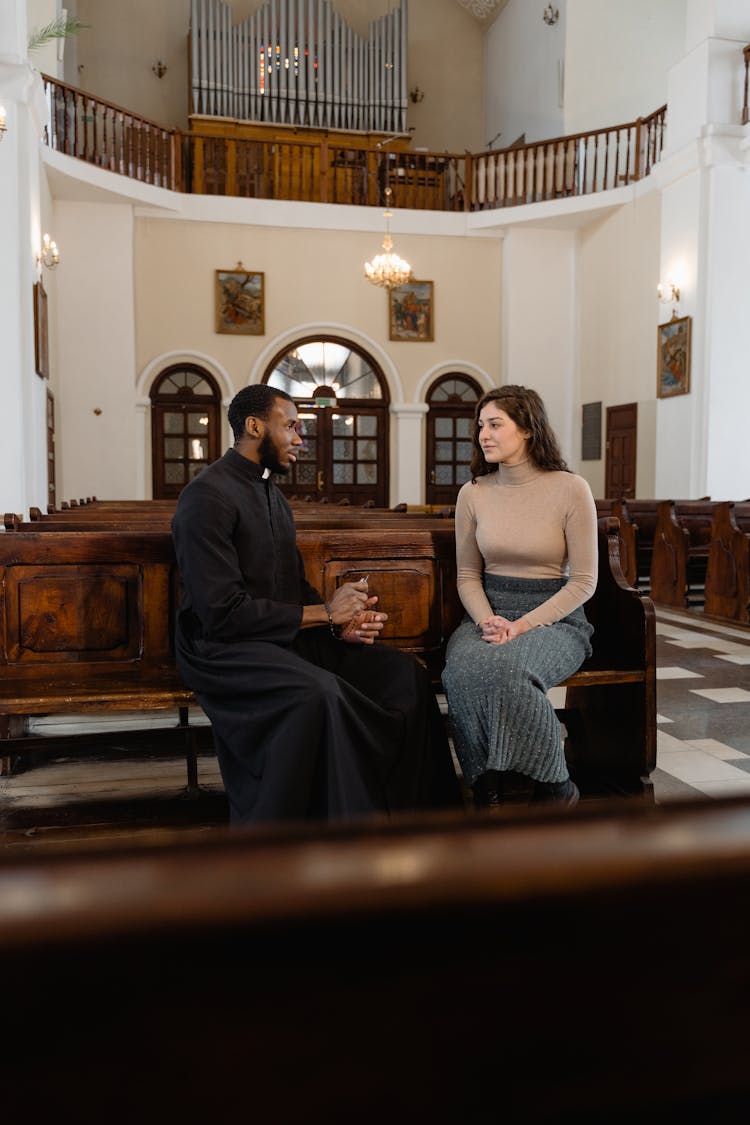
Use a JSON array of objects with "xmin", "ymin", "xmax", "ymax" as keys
[
  {"xmin": 150, "ymin": 365, "xmax": 221, "ymax": 499},
  {"xmin": 425, "ymin": 374, "xmax": 481, "ymax": 506},
  {"xmin": 265, "ymin": 337, "xmax": 389, "ymax": 506}
]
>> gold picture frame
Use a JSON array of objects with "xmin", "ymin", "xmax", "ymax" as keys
[
  {"xmin": 33, "ymin": 280, "xmax": 49, "ymax": 379},
  {"xmin": 657, "ymin": 314, "xmax": 691, "ymax": 399},
  {"xmin": 389, "ymin": 279, "xmax": 434, "ymax": 342},
  {"xmin": 215, "ymin": 266, "xmax": 265, "ymax": 335}
]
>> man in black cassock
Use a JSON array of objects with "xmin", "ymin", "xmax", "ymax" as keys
[{"xmin": 171, "ymin": 384, "xmax": 461, "ymax": 825}]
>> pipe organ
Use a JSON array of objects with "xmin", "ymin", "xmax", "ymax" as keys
[{"xmin": 190, "ymin": 0, "xmax": 408, "ymax": 134}]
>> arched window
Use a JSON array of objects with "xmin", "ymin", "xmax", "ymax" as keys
[
  {"xmin": 150, "ymin": 364, "xmax": 221, "ymax": 498},
  {"xmin": 264, "ymin": 336, "xmax": 389, "ymax": 506},
  {"xmin": 425, "ymin": 373, "xmax": 482, "ymax": 505}
]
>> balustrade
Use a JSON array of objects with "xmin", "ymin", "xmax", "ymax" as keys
[
  {"xmin": 42, "ymin": 75, "xmax": 665, "ymax": 214},
  {"xmin": 44, "ymin": 77, "xmax": 177, "ymax": 190}
]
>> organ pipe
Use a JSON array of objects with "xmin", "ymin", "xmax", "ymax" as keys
[{"xmin": 189, "ymin": 0, "xmax": 408, "ymax": 133}]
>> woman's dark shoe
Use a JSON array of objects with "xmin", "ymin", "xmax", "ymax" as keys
[
  {"xmin": 532, "ymin": 777, "xmax": 580, "ymax": 807},
  {"xmin": 473, "ymin": 770, "xmax": 503, "ymax": 809}
]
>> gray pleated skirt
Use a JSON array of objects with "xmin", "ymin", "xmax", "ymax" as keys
[{"xmin": 441, "ymin": 575, "xmax": 593, "ymax": 787}]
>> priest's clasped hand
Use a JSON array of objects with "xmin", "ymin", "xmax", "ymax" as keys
[{"xmin": 330, "ymin": 577, "xmax": 387, "ymax": 645}]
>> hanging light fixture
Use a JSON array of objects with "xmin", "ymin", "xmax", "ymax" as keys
[{"xmin": 364, "ymin": 187, "xmax": 413, "ymax": 289}]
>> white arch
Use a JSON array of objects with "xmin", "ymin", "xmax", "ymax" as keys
[
  {"xmin": 415, "ymin": 360, "xmax": 494, "ymax": 404},
  {"xmin": 247, "ymin": 322, "xmax": 406, "ymax": 403},
  {"xmin": 136, "ymin": 350, "xmax": 235, "ymax": 402},
  {"xmin": 134, "ymin": 350, "xmax": 235, "ymax": 500}
]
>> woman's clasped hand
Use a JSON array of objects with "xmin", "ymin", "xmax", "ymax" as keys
[{"xmin": 479, "ymin": 615, "xmax": 531, "ymax": 645}]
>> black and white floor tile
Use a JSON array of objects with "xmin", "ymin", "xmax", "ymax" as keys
[{"xmin": 650, "ymin": 607, "xmax": 750, "ymax": 800}]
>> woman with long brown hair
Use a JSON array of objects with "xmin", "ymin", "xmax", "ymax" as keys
[{"xmin": 442, "ymin": 385, "xmax": 597, "ymax": 808}]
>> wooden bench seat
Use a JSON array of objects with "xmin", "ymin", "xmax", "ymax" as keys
[{"xmin": 0, "ymin": 516, "xmax": 655, "ymax": 799}]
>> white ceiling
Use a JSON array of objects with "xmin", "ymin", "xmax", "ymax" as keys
[{"xmin": 453, "ymin": 0, "xmax": 511, "ymax": 26}]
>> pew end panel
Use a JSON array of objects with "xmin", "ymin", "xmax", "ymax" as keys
[
  {"xmin": 561, "ymin": 517, "xmax": 656, "ymax": 797},
  {"xmin": 650, "ymin": 499, "xmax": 716, "ymax": 609},
  {"xmin": 704, "ymin": 502, "xmax": 750, "ymax": 625},
  {"xmin": 297, "ymin": 525, "xmax": 458, "ymax": 683},
  {"xmin": 0, "ymin": 532, "xmax": 203, "ymax": 785}
]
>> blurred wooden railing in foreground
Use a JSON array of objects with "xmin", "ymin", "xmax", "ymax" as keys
[
  {"xmin": 5, "ymin": 796, "xmax": 750, "ymax": 1120},
  {"xmin": 42, "ymin": 74, "xmax": 666, "ymax": 212}
]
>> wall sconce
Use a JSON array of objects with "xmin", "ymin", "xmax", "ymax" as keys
[
  {"xmin": 409, "ymin": 86, "xmax": 425, "ymax": 104},
  {"xmin": 657, "ymin": 280, "xmax": 680, "ymax": 304},
  {"xmin": 0, "ymin": 105, "xmax": 7, "ymax": 142},
  {"xmin": 38, "ymin": 233, "xmax": 60, "ymax": 270},
  {"xmin": 543, "ymin": 4, "xmax": 559, "ymax": 24},
  {"xmin": 152, "ymin": 60, "xmax": 168, "ymax": 79}
]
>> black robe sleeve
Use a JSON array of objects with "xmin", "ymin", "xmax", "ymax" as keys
[{"xmin": 172, "ymin": 465, "xmax": 304, "ymax": 646}]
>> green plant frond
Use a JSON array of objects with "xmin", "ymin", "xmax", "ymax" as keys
[{"xmin": 27, "ymin": 14, "xmax": 90, "ymax": 54}]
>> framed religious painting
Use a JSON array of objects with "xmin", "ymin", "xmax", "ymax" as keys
[
  {"xmin": 33, "ymin": 280, "xmax": 49, "ymax": 379},
  {"xmin": 657, "ymin": 314, "xmax": 691, "ymax": 399},
  {"xmin": 389, "ymin": 280, "xmax": 434, "ymax": 342},
  {"xmin": 215, "ymin": 265, "xmax": 265, "ymax": 335}
]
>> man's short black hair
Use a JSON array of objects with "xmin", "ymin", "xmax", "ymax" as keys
[{"xmin": 228, "ymin": 384, "xmax": 295, "ymax": 441}]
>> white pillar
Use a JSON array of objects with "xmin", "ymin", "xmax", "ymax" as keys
[
  {"xmin": 389, "ymin": 402, "xmax": 428, "ymax": 505},
  {"xmin": 0, "ymin": 1, "xmax": 51, "ymax": 517},
  {"xmin": 55, "ymin": 202, "xmax": 139, "ymax": 500},
  {"xmin": 502, "ymin": 226, "xmax": 579, "ymax": 465},
  {"xmin": 655, "ymin": 0, "xmax": 750, "ymax": 498}
]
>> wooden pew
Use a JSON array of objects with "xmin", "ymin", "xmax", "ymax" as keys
[
  {"xmin": 595, "ymin": 499, "xmax": 637, "ymax": 587},
  {"xmin": 649, "ymin": 499, "xmax": 719, "ymax": 609},
  {"xmin": 3, "ymin": 795, "xmax": 750, "ymax": 1121},
  {"xmin": 0, "ymin": 518, "xmax": 655, "ymax": 799},
  {"xmin": 0, "ymin": 529, "xmax": 206, "ymax": 791},
  {"xmin": 704, "ymin": 501, "xmax": 750, "ymax": 625},
  {"xmin": 616, "ymin": 498, "xmax": 659, "ymax": 589}
]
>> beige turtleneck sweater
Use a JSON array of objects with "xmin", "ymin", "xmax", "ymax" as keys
[{"xmin": 454, "ymin": 460, "xmax": 598, "ymax": 628}]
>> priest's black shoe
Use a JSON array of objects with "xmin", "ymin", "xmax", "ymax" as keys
[
  {"xmin": 472, "ymin": 770, "xmax": 503, "ymax": 809},
  {"xmin": 532, "ymin": 777, "xmax": 580, "ymax": 807}
]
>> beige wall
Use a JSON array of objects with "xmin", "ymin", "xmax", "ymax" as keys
[
  {"xmin": 82, "ymin": 212, "xmax": 500, "ymax": 502},
  {"xmin": 134, "ymin": 216, "xmax": 500, "ymax": 401},
  {"xmin": 577, "ymin": 188, "xmax": 662, "ymax": 497},
  {"xmin": 68, "ymin": 0, "xmax": 484, "ymax": 151}
]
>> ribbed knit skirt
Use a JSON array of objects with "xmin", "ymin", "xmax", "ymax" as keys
[{"xmin": 442, "ymin": 575, "xmax": 593, "ymax": 787}]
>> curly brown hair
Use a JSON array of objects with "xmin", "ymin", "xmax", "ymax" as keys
[{"xmin": 469, "ymin": 385, "xmax": 569, "ymax": 480}]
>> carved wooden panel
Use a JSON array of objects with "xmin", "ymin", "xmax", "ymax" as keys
[
  {"xmin": 5, "ymin": 565, "xmax": 141, "ymax": 664},
  {"xmin": 324, "ymin": 560, "xmax": 437, "ymax": 643}
]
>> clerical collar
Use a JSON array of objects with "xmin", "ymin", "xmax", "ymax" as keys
[
  {"xmin": 225, "ymin": 447, "xmax": 266, "ymax": 480},
  {"xmin": 262, "ymin": 468, "xmax": 271, "ymax": 480}
]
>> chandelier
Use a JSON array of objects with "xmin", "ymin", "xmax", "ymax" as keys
[{"xmin": 364, "ymin": 187, "xmax": 413, "ymax": 289}]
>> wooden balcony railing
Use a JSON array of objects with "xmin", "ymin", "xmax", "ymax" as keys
[
  {"xmin": 185, "ymin": 133, "xmax": 467, "ymax": 211},
  {"xmin": 470, "ymin": 105, "xmax": 667, "ymax": 210},
  {"xmin": 42, "ymin": 75, "xmax": 665, "ymax": 213},
  {"xmin": 43, "ymin": 76, "xmax": 178, "ymax": 190}
]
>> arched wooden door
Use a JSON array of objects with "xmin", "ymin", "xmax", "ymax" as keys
[
  {"xmin": 150, "ymin": 364, "xmax": 221, "ymax": 499},
  {"xmin": 425, "ymin": 373, "xmax": 482, "ymax": 505},
  {"xmin": 264, "ymin": 337, "xmax": 390, "ymax": 507}
]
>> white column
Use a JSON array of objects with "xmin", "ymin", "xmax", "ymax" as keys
[
  {"xmin": 502, "ymin": 226, "xmax": 579, "ymax": 466},
  {"xmin": 55, "ymin": 202, "xmax": 139, "ymax": 500},
  {"xmin": 654, "ymin": 0, "xmax": 750, "ymax": 498},
  {"xmin": 389, "ymin": 402, "xmax": 428, "ymax": 505},
  {"xmin": 0, "ymin": 1, "xmax": 51, "ymax": 517}
]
